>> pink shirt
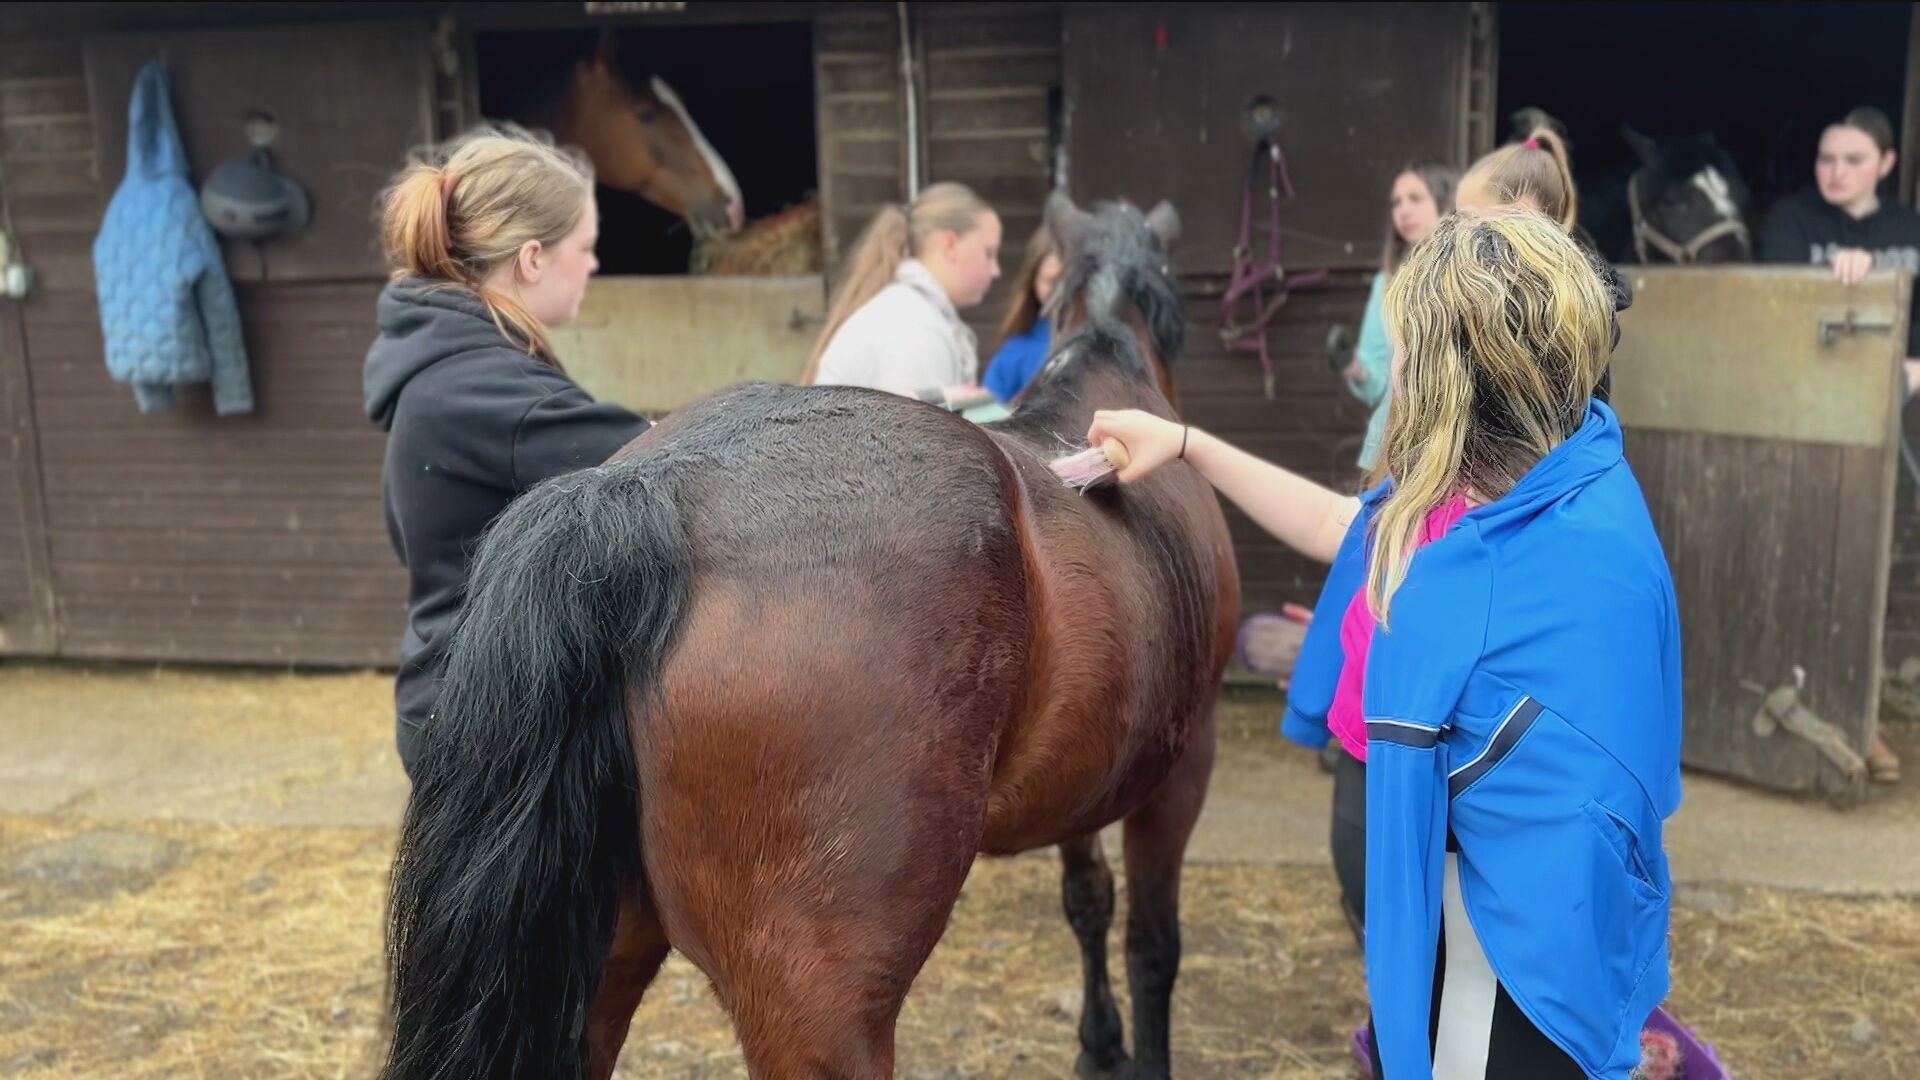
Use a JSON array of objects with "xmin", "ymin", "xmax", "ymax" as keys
[{"xmin": 1327, "ymin": 495, "xmax": 1473, "ymax": 762}]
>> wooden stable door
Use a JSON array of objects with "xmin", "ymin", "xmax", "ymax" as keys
[{"xmin": 1610, "ymin": 266, "xmax": 1910, "ymax": 803}]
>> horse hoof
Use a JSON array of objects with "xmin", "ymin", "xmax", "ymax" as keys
[{"xmin": 1074, "ymin": 1050, "xmax": 1133, "ymax": 1080}]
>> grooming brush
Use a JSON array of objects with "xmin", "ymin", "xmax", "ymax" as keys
[{"xmin": 1049, "ymin": 438, "xmax": 1131, "ymax": 491}]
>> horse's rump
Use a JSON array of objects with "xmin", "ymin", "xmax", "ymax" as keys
[{"xmin": 628, "ymin": 377, "xmax": 1232, "ymax": 856}]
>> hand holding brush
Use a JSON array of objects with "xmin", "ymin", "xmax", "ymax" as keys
[{"xmin": 1048, "ymin": 410, "xmax": 1191, "ymax": 489}]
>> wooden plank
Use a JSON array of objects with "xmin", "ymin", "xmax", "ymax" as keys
[
  {"xmin": 0, "ymin": 116, "xmax": 92, "ymax": 155},
  {"xmin": 1610, "ymin": 267, "xmax": 1906, "ymax": 448},
  {"xmin": 0, "ymin": 45, "xmax": 85, "ymax": 81},
  {"xmin": 57, "ymin": 568, "xmax": 398, "ymax": 604},
  {"xmin": 47, "ymin": 495, "xmax": 387, "ymax": 534},
  {"xmin": 50, "ymin": 530, "xmax": 398, "ymax": 568},
  {"xmin": 0, "ymin": 300, "xmax": 59, "ymax": 655},
  {"xmin": 814, "ymin": 7, "xmax": 901, "ymax": 270},
  {"xmin": 922, "ymin": 51, "xmax": 1060, "ymax": 90},
  {"xmin": 59, "ymin": 629, "xmax": 397, "ymax": 668},
  {"xmin": 0, "ymin": 76, "xmax": 90, "ymax": 118},
  {"xmin": 41, "ymin": 464, "xmax": 383, "ymax": 500}
]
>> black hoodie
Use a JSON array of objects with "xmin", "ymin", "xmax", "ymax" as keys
[
  {"xmin": 363, "ymin": 277, "xmax": 650, "ymax": 774},
  {"xmin": 1761, "ymin": 185, "xmax": 1920, "ymax": 356}
]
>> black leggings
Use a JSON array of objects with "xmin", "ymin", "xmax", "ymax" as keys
[{"xmin": 1330, "ymin": 749, "xmax": 1368, "ymax": 947}]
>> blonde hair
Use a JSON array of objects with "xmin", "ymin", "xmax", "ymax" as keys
[
  {"xmin": 1366, "ymin": 209, "xmax": 1612, "ymax": 623},
  {"xmin": 802, "ymin": 181, "xmax": 994, "ymax": 384},
  {"xmin": 380, "ymin": 123, "xmax": 595, "ymax": 364},
  {"xmin": 993, "ymin": 222, "xmax": 1061, "ymax": 353},
  {"xmin": 1461, "ymin": 126, "xmax": 1578, "ymax": 232}
]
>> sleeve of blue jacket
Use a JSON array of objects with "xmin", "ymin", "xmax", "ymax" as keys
[
  {"xmin": 193, "ymin": 240, "xmax": 254, "ymax": 416},
  {"xmin": 1279, "ymin": 493, "xmax": 1378, "ymax": 750},
  {"xmin": 1362, "ymin": 527, "xmax": 1493, "ymax": 1080}
]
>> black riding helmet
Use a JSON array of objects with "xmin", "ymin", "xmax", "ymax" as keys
[{"xmin": 199, "ymin": 110, "xmax": 311, "ymax": 242}]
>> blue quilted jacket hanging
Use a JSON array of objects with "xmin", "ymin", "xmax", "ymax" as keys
[{"xmin": 92, "ymin": 60, "xmax": 253, "ymax": 415}]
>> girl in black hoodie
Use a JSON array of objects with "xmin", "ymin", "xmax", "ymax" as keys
[
  {"xmin": 1761, "ymin": 107, "xmax": 1920, "ymax": 409},
  {"xmin": 363, "ymin": 125, "xmax": 650, "ymax": 779}
]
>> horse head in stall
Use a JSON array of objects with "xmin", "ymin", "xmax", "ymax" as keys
[
  {"xmin": 1619, "ymin": 124, "xmax": 1752, "ymax": 264},
  {"xmin": 378, "ymin": 190, "xmax": 1238, "ymax": 1080},
  {"xmin": 550, "ymin": 28, "xmax": 744, "ymax": 240},
  {"xmin": 1506, "ymin": 107, "xmax": 1751, "ymax": 265}
]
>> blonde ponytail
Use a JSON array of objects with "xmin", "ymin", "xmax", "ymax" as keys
[
  {"xmin": 1366, "ymin": 209, "xmax": 1612, "ymax": 624},
  {"xmin": 1461, "ymin": 126, "xmax": 1579, "ymax": 234},
  {"xmin": 803, "ymin": 205, "xmax": 911, "ymax": 384},
  {"xmin": 379, "ymin": 123, "xmax": 595, "ymax": 365},
  {"xmin": 802, "ymin": 181, "xmax": 994, "ymax": 384}
]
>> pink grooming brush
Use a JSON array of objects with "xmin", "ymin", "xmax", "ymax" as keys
[{"xmin": 1050, "ymin": 438, "xmax": 1131, "ymax": 491}]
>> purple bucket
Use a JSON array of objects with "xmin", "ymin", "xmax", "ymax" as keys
[
  {"xmin": 1236, "ymin": 612, "xmax": 1290, "ymax": 673},
  {"xmin": 1349, "ymin": 1007, "xmax": 1731, "ymax": 1079}
]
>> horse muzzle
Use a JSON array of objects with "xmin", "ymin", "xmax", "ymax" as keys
[{"xmin": 689, "ymin": 199, "xmax": 744, "ymax": 241}]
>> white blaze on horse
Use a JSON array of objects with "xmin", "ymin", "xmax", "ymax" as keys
[{"xmin": 549, "ymin": 29, "xmax": 745, "ymax": 240}]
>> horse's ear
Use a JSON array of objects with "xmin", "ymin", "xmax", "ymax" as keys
[
  {"xmin": 1621, "ymin": 123, "xmax": 1659, "ymax": 167},
  {"xmin": 1045, "ymin": 189, "xmax": 1092, "ymax": 256},
  {"xmin": 1145, "ymin": 200, "xmax": 1182, "ymax": 250}
]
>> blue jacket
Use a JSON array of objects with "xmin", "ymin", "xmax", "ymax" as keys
[
  {"xmin": 1284, "ymin": 401, "xmax": 1683, "ymax": 1079},
  {"xmin": 982, "ymin": 320, "xmax": 1050, "ymax": 404},
  {"xmin": 92, "ymin": 60, "xmax": 252, "ymax": 415}
]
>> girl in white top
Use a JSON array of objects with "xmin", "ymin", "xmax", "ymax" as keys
[{"xmin": 803, "ymin": 182, "xmax": 1003, "ymax": 404}]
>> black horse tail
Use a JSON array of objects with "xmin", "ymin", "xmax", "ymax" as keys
[{"xmin": 380, "ymin": 456, "xmax": 688, "ymax": 1080}]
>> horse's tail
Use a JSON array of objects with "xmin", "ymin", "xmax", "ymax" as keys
[{"xmin": 380, "ymin": 456, "xmax": 688, "ymax": 1080}]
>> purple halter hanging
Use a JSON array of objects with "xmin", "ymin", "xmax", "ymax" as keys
[{"xmin": 1216, "ymin": 135, "xmax": 1327, "ymax": 398}]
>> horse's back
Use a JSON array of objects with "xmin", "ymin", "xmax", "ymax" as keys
[{"xmin": 628, "ymin": 379, "xmax": 1033, "ymax": 808}]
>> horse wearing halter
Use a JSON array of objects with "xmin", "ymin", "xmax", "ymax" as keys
[{"xmin": 1628, "ymin": 167, "xmax": 1752, "ymax": 264}]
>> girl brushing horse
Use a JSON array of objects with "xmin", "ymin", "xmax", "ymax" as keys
[
  {"xmin": 1091, "ymin": 208, "xmax": 1682, "ymax": 1079},
  {"xmin": 380, "ymin": 191, "xmax": 1235, "ymax": 1080},
  {"xmin": 362, "ymin": 125, "xmax": 650, "ymax": 780},
  {"xmin": 803, "ymin": 182, "xmax": 1003, "ymax": 405}
]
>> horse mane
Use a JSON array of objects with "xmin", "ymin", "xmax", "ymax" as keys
[{"xmin": 1009, "ymin": 200, "xmax": 1184, "ymax": 422}]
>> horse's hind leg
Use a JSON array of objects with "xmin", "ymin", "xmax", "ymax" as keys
[
  {"xmin": 1059, "ymin": 833, "xmax": 1129, "ymax": 1077},
  {"xmin": 586, "ymin": 890, "xmax": 671, "ymax": 1080},
  {"xmin": 666, "ymin": 817, "xmax": 977, "ymax": 1079},
  {"xmin": 1121, "ymin": 709, "xmax": 1218, "ymax": 1079},
  {"xmin": 642, "ymin": 693, "xmax": 994, "ymax": 1078}
]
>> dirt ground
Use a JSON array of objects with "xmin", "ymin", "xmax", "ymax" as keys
[{"xmin": 2, "ymin": 663, "xmax": 1918, "ymax": 1079}]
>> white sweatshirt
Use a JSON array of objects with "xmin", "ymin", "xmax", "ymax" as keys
[{"xmin": 812, "ymin": 258, "xmax": 978, "ymax": 395}]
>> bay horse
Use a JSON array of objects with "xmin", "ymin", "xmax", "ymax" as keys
[
  {"xmin": 511, "ymin": 27, "xmax": 744, "ymax": 240},
  {"xmin": 379, "ymin": 190, "xmax": 1238, "ymax": 1079}
]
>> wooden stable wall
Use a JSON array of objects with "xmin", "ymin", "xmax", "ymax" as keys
[
  {"xmin": 0, "ymin": 1, "xmax": 1476, "ymax": 669},
  {"xmin": 919, "ymin": 4, "xmax": 1061, "ymax": 353},
  {"xmin": 0, "ymin": 29, "xmax": 415, "ymax": 666},
  {"xmin": 814, "ymin": 3, "xmax": 1061, "ymax": 350},
  {"xmin": 1061, "ymin": 3, "xmax": 1483, "ymax": 616}
]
